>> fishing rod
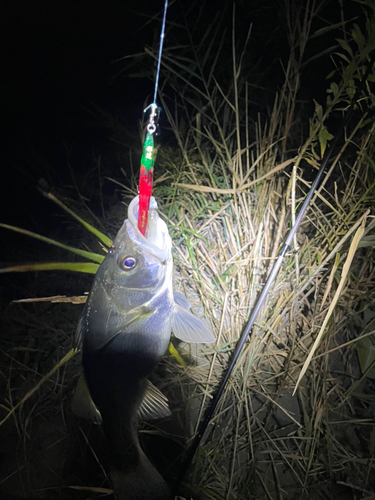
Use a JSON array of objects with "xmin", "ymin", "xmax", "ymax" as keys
[{"xmin": 174, "ymin": 54, "xmax": 375, "ymax": 492}]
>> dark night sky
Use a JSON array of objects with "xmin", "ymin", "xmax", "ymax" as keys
[{"xmin": 1, "ymin": 1, "xmax": 157, "ymax": 137}]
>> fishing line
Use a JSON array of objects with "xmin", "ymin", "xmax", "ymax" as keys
[
  {"xmin": 174, "ymin": 55, "xmax": 375, "ymax": 492},
  {"xmin": 137, "ymin": 0, "xmax": 169, "ymax": 235},
  {"xmin": 152, "ymin": 0, "xmax": 168, "ymax": 117}
]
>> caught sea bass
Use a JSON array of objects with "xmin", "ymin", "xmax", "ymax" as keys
[{"xmin": 73, "ymin": 195, "xmax": 214, "ymax": 500}]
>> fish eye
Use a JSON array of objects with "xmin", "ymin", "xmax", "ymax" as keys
[{"xmin": 117, "ymin": 255, "xmax": 137, "ymax": 271}]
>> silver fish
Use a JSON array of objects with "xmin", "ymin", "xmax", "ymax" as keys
[{"xmin": 73, "ymin": 195, "xmax": 214, "ymax": 500}]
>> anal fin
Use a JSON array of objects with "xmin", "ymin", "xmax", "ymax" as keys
[{"xmin": 138, "ymin": 380, "xmax": 171, "ymax": 421}]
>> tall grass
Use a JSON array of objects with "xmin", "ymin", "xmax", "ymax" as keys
[
  {"xmin": 146, "ymin": 1, "xmax": 375, "ymax": 498},
  {"xmin": 0, "ymin": 1, "xmax": 375, "ymax": 499}
]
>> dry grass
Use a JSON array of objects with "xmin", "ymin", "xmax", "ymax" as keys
[
  {"xmin": 1, "ymin": 1, "xmax": 375, "ymax": 500},
  {"xmin": 146, "ymin": 2, "xmax": 375, "ymax": 499}
]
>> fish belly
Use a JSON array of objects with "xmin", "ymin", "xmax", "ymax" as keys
[{"xmin": 82, "ymin": 330, "xmax": 164, "ymax": 429}]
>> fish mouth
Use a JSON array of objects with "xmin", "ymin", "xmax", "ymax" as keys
[{"xmin": 127, "ymin": 196, "xmax": 169, "ymax": 264}]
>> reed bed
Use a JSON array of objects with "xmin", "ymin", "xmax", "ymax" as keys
[
  {"xmin": 147, "ymin": 2, "xmax": 375, "ymax": 498},
  {"xmin": 0, "ymin": 1, "xmax": 375, "ymax": 500}
]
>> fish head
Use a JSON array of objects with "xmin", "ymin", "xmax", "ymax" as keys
[{"xmin": 104, "ymin": 195, "xmax": 172, "ymax": 304}]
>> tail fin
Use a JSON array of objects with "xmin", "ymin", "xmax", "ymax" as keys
[{"xmin": 110, "ymin": 447, "xmax": 173, "ymax": 500}]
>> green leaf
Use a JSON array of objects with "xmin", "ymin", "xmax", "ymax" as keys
[
  {"xmin": 357, "ymin": 336, "xmax": 375, "ymax": 379},
  {"xmin": 319, "ymin": 126, "xmax": 334, "ymax": 157},
  {"xmin": 0, "ymin": 262, "xmax": 99, "ymax": 274},
  {"xmin": 313, "ymin": 100, "xmax": 323, "ymax": 121},
  {"xmin": 359, "ymin": 235, "xmax": 375, "ymax": 248},
  {"xmin": 41, "ymin": 191, "xmax": 113, "ymax": 247},
  {"xmin": 0, "ymin": 224, "xmax": 105, "ymax": 264},
  {"xmin": 326, "ymin": 69, "xmax": 336, "ymax": 79},
  {"xmin": 220, "ymin": 264, "xmax": 236, "ymax": 282},
  {"xmin": 169, "ymin": 225, "xmax": 208, "ymax": 243},
  {"xmin": 327, "ymin": 81, "xmax": 339, "ymax": 97},
  {"xmin": 337, "ymin": 38, "xmax": 353, "ymax": 58},
  {"xmin": 352, "ymin": 24, "xmax": 366, "ymax": 52},
  {"xmin": 168, "ymin": 342, "xmax": 186, "ymax": 366},
  {"xmin": 346, "ymin": 79, "xmax": 356, "ymax": 99},
  {"xmin": 335, "ymin": 52, "xmax": 351, "ymax": 64}
]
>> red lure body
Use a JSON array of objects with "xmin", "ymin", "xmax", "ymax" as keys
[{"xmin": 137, "ymin": 132, "xmax": 154, "ymax": 236}]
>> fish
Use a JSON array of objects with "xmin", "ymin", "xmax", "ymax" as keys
[{"xmin": 73, "ymin": 195, "xmax": 214, "ymax": 500}]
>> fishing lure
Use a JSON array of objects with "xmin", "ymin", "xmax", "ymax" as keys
[{"xmin": 137, "ymin": 132, "xmax": 155, "ymax": 236}]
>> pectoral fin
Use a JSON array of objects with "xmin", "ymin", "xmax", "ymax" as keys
[
  {"xmin": 173, "ymin": 292, "xmax": 191, "ymax": 310},
  {"xmin": 72, "ymin": 372, "xmax": 102, "ymax": 424},
  {"xmin": 172, "ymin": 304, "xmax": 215, "ymax": 343},
  {"xmin": 138, "ymin": 380, "xmax": 171, "ymax": 421}
]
